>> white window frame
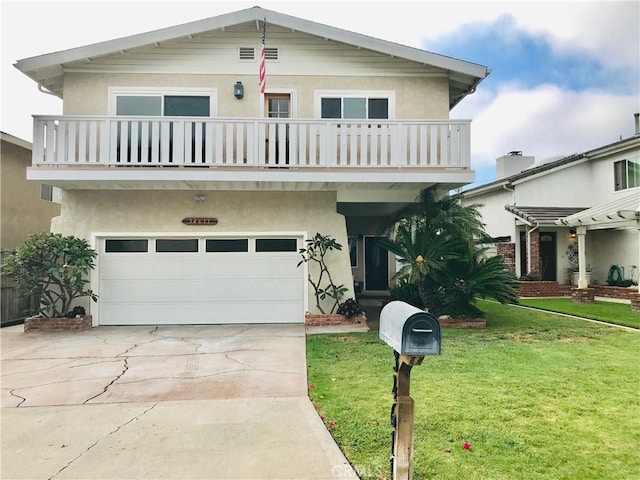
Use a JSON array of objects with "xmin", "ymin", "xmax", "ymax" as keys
[
  {"xmin": 314, "ymin": 90, "xmax": 396, "ymax": 120},
  {"xmin": 108, "ymin": 87, "xmax": 218, "ymax": 117},
  {"xmin": 613, "ymin": 157, "xmax": 640, "ymax": 191}
]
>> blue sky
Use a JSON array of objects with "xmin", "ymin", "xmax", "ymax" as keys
[{"xmin": 2, "ymin": 1, "xmax": 639, "ymax": 188}]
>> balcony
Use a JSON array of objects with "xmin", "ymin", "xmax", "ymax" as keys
[{"xmin": 29, "ymin": 116, "xmax": 473, "ymax": 193}]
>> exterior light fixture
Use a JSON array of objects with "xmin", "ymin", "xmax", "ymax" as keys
[
  {"xmin": 569, "ymin": 229, "xmax": 576, "ymax": 239},
  {"xmin": 194, "ymin": 194, "xmax": 207, "ymax": 203},
  {"xmin": 234, "ymin": 81, "xmax": 244, "ymax": 100}
]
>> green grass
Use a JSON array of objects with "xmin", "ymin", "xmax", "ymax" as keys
[
  {"xmin": 306, "ymin": 300, "xmax": 640, "ymax": 480},
  {"xmin": 518, "ymin": 298, "xmax": 640, "ymax": 329}
]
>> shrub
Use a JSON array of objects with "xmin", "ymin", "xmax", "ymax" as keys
[
  {"xmin": 336, "ymin": 298, "xmax": 364, "ymax": 318},
  {"xmin": 1, "ymin": 232, "xmax": 98, "ymax": 318}
]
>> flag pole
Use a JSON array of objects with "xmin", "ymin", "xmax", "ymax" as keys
[{"xmin": 259, "ymin": 18, "xmax": 266, "ymax": 96}]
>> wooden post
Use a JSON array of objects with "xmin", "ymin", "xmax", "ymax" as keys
[{"xmin": 392, "ymin": 354, "xmax": 423, "ymax": 480}]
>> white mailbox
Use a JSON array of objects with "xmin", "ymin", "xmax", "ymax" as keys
[{"xmin": 379, "ymin": 301, "xmax": 441, "ymax": 356}]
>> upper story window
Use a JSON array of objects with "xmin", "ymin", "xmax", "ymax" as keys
[
  {"xmin": 109, "ymin": 88, "xmax": 217, "ymax": 117},
  {"xmin": 315, "ymin": 91, "xmax": 395, "ymax": 120},
  {"xmin": 614, "ymin": 158, "xmax": 640, "ymax": 191}
]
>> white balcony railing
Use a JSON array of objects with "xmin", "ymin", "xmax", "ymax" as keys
[{"xmin": 32, "ymin": 116, "xmax": 470, "ymax": 169}]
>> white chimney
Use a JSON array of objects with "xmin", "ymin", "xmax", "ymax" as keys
[{"xmin": 496, "ymin": 151, "xmax": 535, "ymax": 179}]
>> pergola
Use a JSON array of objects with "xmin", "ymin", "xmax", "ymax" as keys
[{"xmin": 556, "ymin": 193, "xmax": 640, "ymax": 292}]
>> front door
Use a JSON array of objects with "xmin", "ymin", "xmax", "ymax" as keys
[
  {"xmin": 539, "ymin": 232, "xmax": 557, "ymax": 281},
  {"xmin": 265, "ymin": 94, "xmax": 290, "ymax": 164},
  {"xmin": 364, "ymin": 236, "xmax": 389, "ymax": 291}
]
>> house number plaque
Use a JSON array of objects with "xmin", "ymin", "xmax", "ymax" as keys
[{"xmin": 182, "ymin": 217, "xmax": 218, "ymax": 226}]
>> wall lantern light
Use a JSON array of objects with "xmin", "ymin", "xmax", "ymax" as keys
[
  {"xmin": 234, "ymin": 81, "xmax": 244, "ymax": 100},
  {"xmin": 569, "ymin": 229, "xmax": 576, "ymax": 239}
]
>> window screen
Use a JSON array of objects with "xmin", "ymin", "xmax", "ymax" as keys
[{"xmin": 164, "ymin": 96, "xmax": 210, "ymax": 117}]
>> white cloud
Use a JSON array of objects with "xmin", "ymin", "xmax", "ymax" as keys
[{"xmin": 456, "ymin": 84, "xmax": 638, "ymax": 168}]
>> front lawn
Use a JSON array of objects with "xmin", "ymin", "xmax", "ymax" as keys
[
  {"xmin": 518, "ymin": 298, "xmax": 640, "ymax": 329},
  {"xmin": 306, "ymin": 300, "xmax": 640, "ymax": 479}
]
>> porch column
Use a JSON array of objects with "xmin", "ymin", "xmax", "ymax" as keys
[{"xmin": 577, "ymin": 226, "xmax": 588, "ymax": 289}]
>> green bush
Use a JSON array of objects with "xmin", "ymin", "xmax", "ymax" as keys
[{"xmin": 1, "ymin": 232, "xmax": 98, "ymax": 318}]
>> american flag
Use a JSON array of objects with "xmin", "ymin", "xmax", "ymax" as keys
[{"xmin": 259, "ymin": 19, "xmax": 266, "ymax": 94}]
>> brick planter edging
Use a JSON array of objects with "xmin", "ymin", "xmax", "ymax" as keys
[
  {"xmin": 24, "ymin": 315, "xmax": 92, "ymax": 333},
  {"xmin": 438, "ymin": 317, "xmax": 486, "ymax": 328},
  {"xmin": 305, "ymin": 313, "xmax": 366, "ymax": 326},
  {"xmin": 630, "ymin": 295, "xmax": 640, "ymax": 312},
  {"xmin": 572, "ymin": 288, "xmax": 595, "ymax": 304}
]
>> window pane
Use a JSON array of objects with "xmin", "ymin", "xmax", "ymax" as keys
[
  {"xmin": 206, "ymin": 239, "xmax": 249, "ymax": 252},
  {"xmin": 628, "ymin": 159, "xmax": 640, "ymax": 188},
  {"xmin": 614, "ymin": 160, "xmax": 627, "ymax": 191},
  {"xmin": 105, "ymin": 239, "xmax": 148, "ymax": 253},
  {"xmin": 164, "ymin": 96, "xmax": 210, "ymax": 117},
  {"xmin": 368, "ymin": 98, "xmax": 389, "ymax": 119},
  {"xmin": 343, "ymin": 98, "xmax": 366, "ymax": 119},
  {"xmin": 255, "ymin": 238, "xmax": 298, "ymax": 252},
  {"xmin": 116, "ymin": 96, "xmax": 161, "ymax": 116},
  {"xmin": 156, "ymin": 239, "xmax": 199, "ymax": 253},
  {"xmin": 321, "ymin": 98, "xmax": 341, "ymax": 119}
]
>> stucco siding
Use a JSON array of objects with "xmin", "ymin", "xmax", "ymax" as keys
[
  {"xmin": 0, "ymin": 140, "xmax": 60, "ymax": 251},
  {"xmin": 589, "ymin": 229, "xmax": 639, "ymax": 285},
  {"xmin": 63, "ymin": 72, "xmax": 450, "ymax": 119},
  {"xmin": 52, "ymin": 190, "xmax": 352, "ymax": 315},
  {"xmin": 463, "ymin": 189, "xmax": 515, "ymax": 239}
]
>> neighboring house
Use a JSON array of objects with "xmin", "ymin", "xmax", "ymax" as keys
[
  {"xmin": 1, "ymin": 131, "xmax": 61, "ymax": 324},
  {"xmin": 14, "ymin": 7, "xmax": 489, "ymax": 326},
  {"xmin": 0, "ymin": 132, "xmax": 61, "ymax": 251},
  {"xmin": 462, "ymin": 117, "xmax": 640, "ymax": 290}
]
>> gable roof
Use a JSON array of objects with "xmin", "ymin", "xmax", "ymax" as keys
[
  {"xmin": 463, "ymin": 134, "xmax": 640, "ymax": 197},
  {"xmin": 14, "ymin": 6, "xmax": 489, "ymax": 109}
]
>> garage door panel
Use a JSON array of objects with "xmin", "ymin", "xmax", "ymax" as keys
[
  {"xmin": 99, "ymin": 301, "xmax": 302, "ymax": 325},
  {"xmin": 100, "ymin": 278, "xmax": 303, "ymax": 302},
  {"xmin": 98, "ymin": 237, "xmax": 305, "ymax": 325},
  {"xmin": 100, "ymin": 255, "xmax": 300, "ymax": 280}
]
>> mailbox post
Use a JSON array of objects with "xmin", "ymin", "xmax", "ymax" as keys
[{"xmin": 379, "ymin": 301, "xmax": 441, "ymax": 480}]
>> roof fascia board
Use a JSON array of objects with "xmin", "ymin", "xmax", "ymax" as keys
[
  {"xmin": 1, "ymin": 131, "xmax": 32, "ymax": 150},
  {"xmin": 15, "ymin": 7, "xmax": 489, "ymax": 81}
]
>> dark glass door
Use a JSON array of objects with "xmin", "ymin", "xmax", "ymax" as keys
[{"xmin": 365, "ymin": 236, "xmax": 389, "ymax": 291}]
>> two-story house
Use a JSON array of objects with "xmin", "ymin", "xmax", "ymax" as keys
[
  {"xmin": 462, "ymin": 118, "xmax": 639, "ymax": 294},
  {"xmin": 14, "ymin": 7, "xmax": 489, "ymax": 326}
]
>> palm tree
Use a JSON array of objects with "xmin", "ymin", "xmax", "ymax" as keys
[{"xmin": 381, "ymin": 186, "xmax": 519, "ymax": 317}]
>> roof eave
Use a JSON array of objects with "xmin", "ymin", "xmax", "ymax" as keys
[{"xmin": 14, "ymin": 6, "xmax": 489, "ymax": 106}]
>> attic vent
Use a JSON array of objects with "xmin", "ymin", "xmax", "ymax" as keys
[
  {"xmin": 239, "ymin": 47, "xmax": 255, "ymax": 60},
  {"xmin": 264, "ymin": 47, "xmax": 279, "ymax": 60}
]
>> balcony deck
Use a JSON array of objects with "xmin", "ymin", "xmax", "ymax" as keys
[{"xmin": 29, "ymin": 116, "xmax": 474, "ymax": 193}]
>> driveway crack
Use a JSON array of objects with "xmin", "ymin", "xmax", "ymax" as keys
[
  {"xmin": 83, "ymin": 357, "xmax": 128, "ymax": 404},
  {"xmin": 48, "ymin": 403, "xmax": 157, "ymax": 480},
  {"xmin": 9, "ymin": 389, "xmax": 26, "ymax": 407}
]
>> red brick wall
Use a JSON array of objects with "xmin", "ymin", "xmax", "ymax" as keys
[
  {"xmin": 518, "ymin": 281, "xmax": 572, "ymax": 298},
  {"xmin": 528, "ymin": 228, "xmax": 541, "ymax": 278},
  {"xmin": 591, "ymin": 285, "xmax": 640, "ymax": 300},
  {"xmin": 496, "ymin": 242, "xmax": 516, "ymax": 274},
  {"xmin": 24, "ymin": 315, "xmax": 92, "ymax": 333},
  {"xmin": 305, "ymin": 313, "xmax": 366, "ymax": 326}
]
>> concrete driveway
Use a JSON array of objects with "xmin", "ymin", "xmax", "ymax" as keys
[{"xmin": 1, "ymin": 324, "xmax": 356, "ymax": 479}]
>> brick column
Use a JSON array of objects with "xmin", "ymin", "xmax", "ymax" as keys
[
  {"xmin": 572, "ymin": 288, "xmax": 595, "ymax": 304},
  {"xmin": 528, "ymin": 228, "xmax": 541, "ymax": 279},
  {"xmin": 631, "ymin": 294, "xmax": 640, "ymax": 312},
  {"xmin": 496, "ymin": 242, "xmax": 516, "ymax": 274}
]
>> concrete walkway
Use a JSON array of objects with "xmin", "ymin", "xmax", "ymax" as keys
[{"xmin": 1, "ymin": 324, "xmax": 357, "ymax": 479}]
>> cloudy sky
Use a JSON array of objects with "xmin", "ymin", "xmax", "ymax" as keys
[{"xmin": 1, "ymin": 0, "xmax": 638, "ymax": 187}]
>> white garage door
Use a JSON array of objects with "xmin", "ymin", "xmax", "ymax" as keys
[{"xmin": 97, "ymin": 236, "xmax": 304, "ymax": 325}]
